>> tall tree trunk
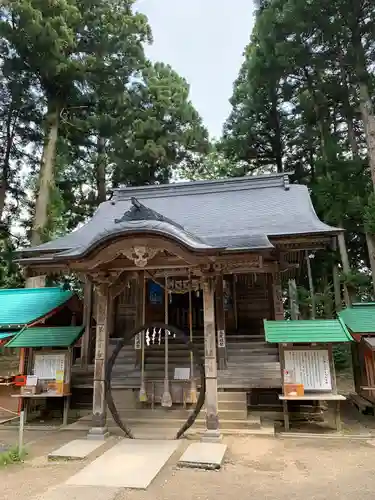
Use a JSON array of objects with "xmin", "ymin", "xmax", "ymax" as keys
[
  {"xmin": 31, "ymin": 101, "xmax": 60, "ymax": 246},
  {"xmin": 270, "ymin": 88, "xmax": 283, "ymax": 173},
  {"xmin": 96, "ymin": 136, "xmax": 106, "ymax": 204},
  {"xmin": 349, "ymin": 8, "xmax": 375, "ymax": 296},
  {"xmin": 0, "ymin": 94, "xmax": 19, "ymax": 221}
]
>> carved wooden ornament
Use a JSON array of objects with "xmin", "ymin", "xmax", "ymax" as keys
[{"xmin": 122, "ymin": 246, "xmax": 159, "ymax": 267}]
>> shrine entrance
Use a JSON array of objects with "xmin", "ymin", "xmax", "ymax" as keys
[{"xmin": 106, "ymin": 322, "xmax": 206, "ymax": 439}]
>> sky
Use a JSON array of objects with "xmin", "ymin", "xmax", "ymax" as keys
[{"xmin": 136, "ymin": 0, "xmax": 255, "ymax": 139}]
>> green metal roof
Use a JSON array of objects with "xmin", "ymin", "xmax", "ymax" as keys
[
  {"xmin": 339, "ymin": 303, "xmax": 375, "ymax": 333},
  {"xmin": 264, "ymin": 319, "xmax": 352, "ymax": 343},
  {"xmin": 0, "ymin": 332, "xmax": 16, "ymax": 340},
  {"xmin": 0, "ymin": 287, "xmax": 73, "ymax": 329},
  {"xmin": 6, "ymin": 325, "xmax": 84, "ymax": 348}
]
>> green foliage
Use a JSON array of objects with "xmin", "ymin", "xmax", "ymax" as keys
[
  {"xmin": 0, "ymin": 445, "xmax": 26, "ymax": 466},
  {"xmin": 333, "ymin": 344, "xmax": 351, "ymax": 372},
  {"xmin": 0, "ymin": 0, "xmax": 209, "ymax": 272},
  {"xmin": 341, "ymin": 270, "xmax": 370, "ymax": 290},
  {"xmin": 219, "ymin": 0, "xmax": 375, "ymax": 304}
]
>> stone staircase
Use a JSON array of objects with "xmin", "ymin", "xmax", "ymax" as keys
[
  {"xmin": 107, "ymin": 389, "xmax": 268, "ymax": 435},
  {"xmin": 72, "ymin": 334, "xmax": 281, "ymax": 389},
  {"xmin": 219, "ymin": 335, "xmax": 281, "ymax": 389}
]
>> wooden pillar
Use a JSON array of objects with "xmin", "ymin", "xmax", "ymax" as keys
[
  {"xmin": 288, "ymin": 279, "xmax": 299, "ymax": 320},
  {"xmin": 202, "ymin": 275, "xmax": 221, "ymax": 441},
  {"xmin": 338, "ymin": 232, "xmax": 351, "ymax": 306},
  {"xmin": 366, "ymin": 233, "xmax": 375, "ymax": 297},
  {"xmin": 271, "ymin": 273, "xmax": 284, "ymax": 320},
  {"xmin": 81, "ymin": 277, "xmax": 93, "ymax": 369},
  {"xmin": 305, "ymin": 251, "xmax": 316, "ymax": 319},
  {"xmin": 88, "ymin": 284, "xmax": 110, "ymax": 440},
  {"xmin": 134, "ymin": 271, "xmax": 145, "ymax": 368},
  {"xmin": 215, "ymin": 275, "xmax": 227, "ymax": 370},
  {"xmin": 232, "ymin": 275, "xmax": 238, "ymax": 331}
]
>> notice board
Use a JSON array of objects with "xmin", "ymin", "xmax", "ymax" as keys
[
  {"xmin": 284, "ymin": 349, "xmax": 332, "ymax": 391},
  {"xmin": 33, "ymin": 353, "xmax": 65, "ymax": 380}
]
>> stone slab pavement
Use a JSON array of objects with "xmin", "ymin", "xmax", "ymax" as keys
[
  {"xmin": 66, "ymin": 439, "xmax": 181, "ymax": 489},
  {"xmin": 34, "ymin": 485, "xmax": 120, "ymax": 500},
  {"xmin": 48, "ymin": 439, "xmax": 106, "ymax": 460},
  {"xmin": 178, "ymin": 442, "xmax": 227, "ymax": 469}
]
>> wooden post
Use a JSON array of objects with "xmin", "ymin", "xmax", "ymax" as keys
[
  {"xmin": 338, "ymin": 233, "xmax": 351, "ymax": 306},
  {"xmin": 215, "ymin": 275, "xmax": 227, "ymax": 370},
  {"xmin": 88, "ymin": 284, "xmax": 110, "ymax": 440},
  {"xmin": 305, "ymin": 251, "xmax": 316, "ymax": 319},
  {"xmin": 366, "ymin": 233, "xmax": 375, "ymax": 297},
  {"xmin": 202, "ymin": 275, "xmax": 221, "ymax": 441},
  {"xmin": 134, "ymin": 271, "xmax": 145, "ymax": 368},
  {"xmin": 333, "ymin": 265, "xmax": 342, "ymax": 313},
  {"xmin": 232, "ymin": 275, "xmax": 238, "ymax": 331},
  {"xmin": 271, "ymin": 273, "xmax": 284, "ymax": 320},
  {"xmin": 81, "ymin": 277, "xmax": 93, "ymax": 369},
  {"xmin": 288, "ymin": 279, "xmax": 299, "ymax": 320}
]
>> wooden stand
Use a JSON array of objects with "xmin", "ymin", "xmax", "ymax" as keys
[
  {"xmin": 279, "ymin": 343, "xmax": 346, "ymax": 432},
  {"xmin": 12, "ymin": 393, "xmax": 71, "ymax": 426},
  {"xmin": 13, "ymin": 349, "xmax": 73, "ymax": 427}
]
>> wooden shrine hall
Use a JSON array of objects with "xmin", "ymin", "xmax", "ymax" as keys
[{"xmin": 17, "ymin": 173, "xmax": 341, "ymax": 439}]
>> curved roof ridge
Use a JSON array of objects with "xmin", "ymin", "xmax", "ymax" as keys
[{"xmin": 112, "ymin": 172, "xmax": 293, "ymax": 201}]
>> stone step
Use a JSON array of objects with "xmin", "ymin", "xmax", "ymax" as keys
[
  {"xmin": 107, "ymin": 416, "xmax": 261, "ymax": 431},
  {"xmin": 217, "ymin": 391, "xmax": 247, "ymax": 403},
  {"xmin": 228, "ymin": 355, "xmax": 279, "ymax": 363},
  {"xmin": 227, "ymin": 348, "xmax": 277, "ymax": 355},
  {"xmin": 227, "ymin": 341, "xmax": 270, "ymax": 348},
  {"xmin": 109, "ymin": 408, "xmax": 247, "ymax": 420},
  {"xmin": 218, "ymin": 381, "xmax": 281, "ymax": 389}
]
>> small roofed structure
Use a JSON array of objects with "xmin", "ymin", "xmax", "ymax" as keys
[
  {"xmin": 264, "ymin": 319, "xmax": 351, "ymax": 432},
  {"xmin": 0, "ymin": 287, "xmax": 83, "ymax": 424},
  {"xmin": 339, "ymin": 303, "xmax": 375, "ymax": 408},
  {"xmin": 0, "ymin": 287, "xmax": 81, "ymax": 337}
]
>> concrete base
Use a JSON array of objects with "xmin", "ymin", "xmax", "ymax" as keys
[
  {"xmin": 178, "ymin": 442, "xmax": 227, "ymax": 470},
  {"xmin": 36, "ymin": 485, "xmax": 119, "ymax": 500},
  {"xmin": 66, "ymin": 439, "xmax": 181, "ymax": 489},
  {"xmin": 48, "ymin": 440, "xmax": 106, "ymax": 461},
  {"xmin": 87, "ymin": 427, "xmax": 109, "ymax": 441},
  {"xmin": 201, "ymin": 429, "xmax": 222, "ymax": 443}
]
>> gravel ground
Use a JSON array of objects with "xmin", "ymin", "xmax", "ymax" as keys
[{"xmin": 1, "ymin": 430, "xmax": 375, "ymax": 500}]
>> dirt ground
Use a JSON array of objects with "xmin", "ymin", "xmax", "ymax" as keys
[{"xmin": 1, "ymin": 428, "xmax": 375, "ymax": 500}]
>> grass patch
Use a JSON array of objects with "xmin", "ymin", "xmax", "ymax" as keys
[{"xmin": 0, "ymin": 446, "xmax": 27, "ymax": 466}]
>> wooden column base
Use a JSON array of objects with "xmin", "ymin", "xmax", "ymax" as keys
[
  {"xmin": 88, "ymin": 406, "xmax": 109, "ymax": 440},
  {"xmin": 87, "ymin": 426, "xmax": 109, "ymax": 440}
]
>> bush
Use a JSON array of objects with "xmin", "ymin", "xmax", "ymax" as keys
[
  {"xmin": 333, "ymin": 344, "xmax": 351, "ymax": 371},
  {"xmin": 0, "ymin": 446, "xmax": 26, "ymax": 466}
]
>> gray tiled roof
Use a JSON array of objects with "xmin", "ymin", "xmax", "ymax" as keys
[{"xmin": 21, "ymin": 173, "xmax": 340, "ymax": 261}]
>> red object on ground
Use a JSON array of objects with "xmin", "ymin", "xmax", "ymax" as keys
[{"xmin": 14, "ymin": 375, "xmax": 26, "ymax": 387}]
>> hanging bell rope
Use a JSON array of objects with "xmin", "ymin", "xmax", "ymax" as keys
[
  {"xmin": 139, "ymin": 272, "xmax": 147, "ymax": 402},
  {"xmin": 188, "ymin": 270, "xmax": 197, "ymax": 404}
]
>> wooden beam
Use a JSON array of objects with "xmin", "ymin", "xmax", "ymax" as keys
[
  {"xmin": 81, "ymin": 277, "xmax": 93, "ymax": 369},
  {"xmin": 338, "ymin": 233, "xmax": 351, "ymax": 306},
  {"xmin": 88, "ymin": 283, "xmax": 110, "ymax": 439},
  {"xmin": 215, "ymin": 275, "xmax": 227, "ymax": 370},
  {"xmin": 288, "ymin": 279, "xmax": 299, "ymax": 320},
  {"xmin": 134, "ymin": 271, "xmax": 145, "ymax": 368},
  {"xmin": 202, "ymin": 275, "xmax": 220, "ymax": 440},
  {"xmin": 271, "ymin": 273, "xmax": 284, "ymax": 320}
]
